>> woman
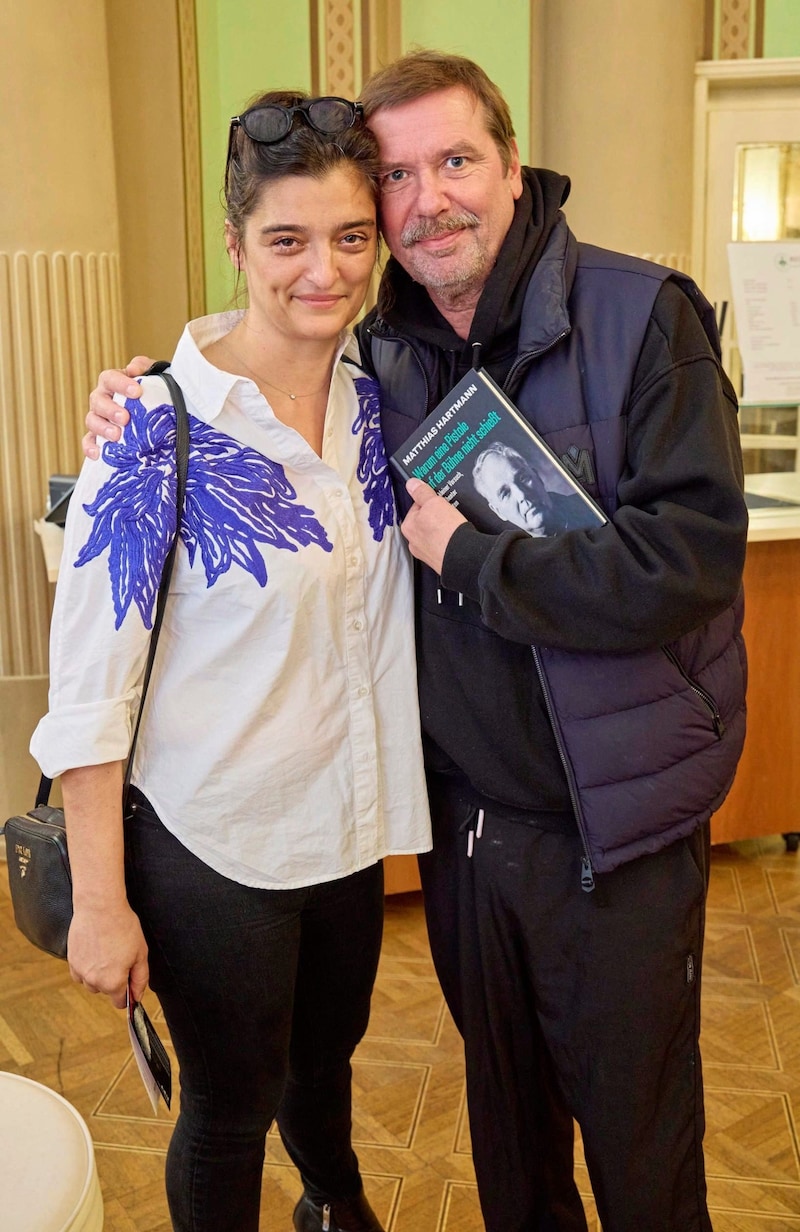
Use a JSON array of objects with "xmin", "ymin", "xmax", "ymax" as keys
[{"xmin": 31, "ymin": 91, "xmax": 430, "ymax": 1232}]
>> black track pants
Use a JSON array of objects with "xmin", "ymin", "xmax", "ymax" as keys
[{"xmin": 418, "ymin": 788, "xmax": 712, "ymax": 1232}]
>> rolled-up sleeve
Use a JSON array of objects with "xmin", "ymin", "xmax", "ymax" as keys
[{"xmin": 31, "ymin": 697, "xmax": 138, "ymax": 778}]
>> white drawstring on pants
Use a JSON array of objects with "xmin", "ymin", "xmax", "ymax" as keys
[{"xmin": 467, "ymin": 808, "xmax": 485, "ymax": 857}]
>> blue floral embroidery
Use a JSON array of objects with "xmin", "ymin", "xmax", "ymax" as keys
[
  {"xmin": 352, "ymin": 375, "xmax": 394, "ymax": 542},
  {"xmin": 75, "ymin": 395, "xmax": 333, "ymax": 630}
]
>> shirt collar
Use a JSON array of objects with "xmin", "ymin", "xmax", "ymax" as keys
[{"xmin": 168, "ymin": 311, "xmax": 358, "ymax": 423}]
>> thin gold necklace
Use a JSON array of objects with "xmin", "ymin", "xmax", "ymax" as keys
[{"xmin": 223, "ymin": 336, "xmax": 331, "ymax": 401}]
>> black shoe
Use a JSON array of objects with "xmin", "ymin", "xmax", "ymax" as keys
[{"xmin": 292, "ymin": 1189, "xmax": 385, "ymax": 1232}]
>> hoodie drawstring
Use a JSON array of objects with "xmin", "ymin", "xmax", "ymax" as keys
[{"xmin": 436, "ymin": 583, "xmax": 465, "ymax": 606}]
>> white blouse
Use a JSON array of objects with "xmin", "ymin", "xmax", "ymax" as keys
[{"xmin": 31, "ymin": 312, "xmax": 431, "ymax": 889}]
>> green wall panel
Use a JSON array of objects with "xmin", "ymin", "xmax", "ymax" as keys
[
  {"xmin": 764, "ymin": 0, "xmax": 800, "ymax": 56},
  {"xmin": 196, "ymin": 0, "xmax": 312, "ymax": 313},
  {"xmin": 401, "ymin": 0, "xmax": 531, "ymax": 163},
  {"xmin": 711, "ymin": 0, "xmax": 800, "ymax": 58}
]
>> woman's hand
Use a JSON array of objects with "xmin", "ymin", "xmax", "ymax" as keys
[
  {"xmin": 83, "ymin": 357, "xmax": 154, "ymax": 459},
  {"xmin": 60, "ymin": 763, "xmax": 146, "ymax": 1009},
  {"xmin": 67, "ymin": 901, "xmax": 149, "ymax": 1009}
]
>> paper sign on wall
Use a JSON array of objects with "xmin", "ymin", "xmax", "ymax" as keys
[{"xmin": 727, "ymin": 242, "xmax": 800, "ymax": 403}]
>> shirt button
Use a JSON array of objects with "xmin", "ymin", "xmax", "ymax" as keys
[
  {"xmin": 357, "ymin": 685, "xmax": 369, "ymax": 698},
  {"xmin": 350, "ymin": 555, "xmax": 359, "ymax": 567},
  {"xmin": 354, "ymin": 619, "xmax": 364, "ymax": 631}
]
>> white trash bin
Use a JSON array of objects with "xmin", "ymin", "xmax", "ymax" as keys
[{"xmin": 0, "ymin": 1071, "xmax": 104, "ymax": 1231}]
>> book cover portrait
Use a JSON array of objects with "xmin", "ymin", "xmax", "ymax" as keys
[{"xmin": 391, "ymin": 369, "xmax": 606, "ymax": 538}]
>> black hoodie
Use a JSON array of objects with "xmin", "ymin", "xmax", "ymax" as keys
[{"xmin": 373, "ymin": 170, "xmax": 579, "ymax": 827}]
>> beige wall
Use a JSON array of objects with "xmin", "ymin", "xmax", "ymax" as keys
[
  {"xmin": 106, "ymin": 0, "xmax": 192, "ymax": 360},
  {"xmin": 0, "ymin": 678, "xmax": 55, "ymax": 824},
  {"xmin": 0, "ymin": 0, "xmax": 124, "ymax": 685},
  {"xmin": 0, "ymin": 3, "xmax": 119, "ymax": 253},
  {"xmin": 537, "ymin": 0, "xmax": 705, "ymax": 269}
]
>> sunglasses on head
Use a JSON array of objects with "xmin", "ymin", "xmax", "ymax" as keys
[
  {"xmin": 225, "ymin": 97, "xmax": 364, "ymax": 196},
  {"xmin": 231, "ymin": 96, "xmax": 363, "ymax": 145}
]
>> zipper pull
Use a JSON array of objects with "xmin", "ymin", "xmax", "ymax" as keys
[
  {"xmin": 580, "ymin": 857, "xmax": 595, "ymax": 893},
  {"xmin": 467, "ymin": 829, "xmax": 475, "ymax": 858},
  {"xmin": 322, "ymin": 1203, "xmax": 331, "ymax": 1232}
]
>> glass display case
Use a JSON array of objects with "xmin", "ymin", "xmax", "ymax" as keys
[
  {"xmin": 739, "ymin": 401, "xmax": 800, "ymax": 476},
  {"xmin": 732, "ymin": 140, "xmax": 800, "ymax": 481}
]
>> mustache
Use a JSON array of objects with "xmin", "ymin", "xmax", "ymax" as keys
[{"xmin": 400, "ymin": 210, "xmax": 480, "ymax": 248}]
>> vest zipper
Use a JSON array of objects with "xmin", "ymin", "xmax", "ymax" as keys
[
  {"xmin": 514, "ymin": 331, "xmax": 595, "ymax": 890},
  {"xmin": 531, "ymin": 646, "xmax": 595, "ymax": 892},
  {"xmin": 503, "ymin": 328, "xmax": 572, "ymax": 397},
  {"xmin": 662, "ymin": 647, "xmax": 726, "ymax": 737}
]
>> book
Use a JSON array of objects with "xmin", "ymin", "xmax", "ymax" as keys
[
  {"xmin": 389, "ymin": 368, "xmax": 607, "ymax": 538},
  {"xmin": 127, "ymin": 983, "xmax": 172, "ymax": 1114}
]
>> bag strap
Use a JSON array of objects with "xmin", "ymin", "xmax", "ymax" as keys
[{"xmin": 35, "ymin": 365, "xmax": 189, "ymax": 810}]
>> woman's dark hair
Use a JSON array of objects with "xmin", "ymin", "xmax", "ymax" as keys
[{"xmin": 225, "ymin": 89, "xmax": 381, "ymax": 252}]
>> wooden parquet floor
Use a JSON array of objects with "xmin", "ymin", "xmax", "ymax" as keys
[{"xmin": 3, "ymin": 835, "xmax": 800, "ymax": 1230}]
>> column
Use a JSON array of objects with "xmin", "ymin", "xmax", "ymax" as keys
[{"xmin": 536, "ymin": 0, "xmax": 705, "ymax": 270}]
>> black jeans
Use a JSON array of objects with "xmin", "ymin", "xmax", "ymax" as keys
[
  {"xmin": 419, "ymin": 784, "xmax": 711, "ymax": 1232},
  {"xmin": 124, "ymin": 789, "xmax": 384, "ymax": 1232}
]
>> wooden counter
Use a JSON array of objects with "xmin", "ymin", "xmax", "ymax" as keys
[
  {"xmin": 711, "ymin": 533, "xmax": 800, "ymax": 843},
  {"xmin": 710, "ymin": 477, "xmax": 800, "ymax": 844}
]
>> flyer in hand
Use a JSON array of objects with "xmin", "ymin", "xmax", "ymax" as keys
[
  {"xmin": 390, "ymin": 368, "xmax": 606, "ymax": 538},
  {"xmin": 127, "ymin": 984, "xmax": 172, "ymax": 1114}
]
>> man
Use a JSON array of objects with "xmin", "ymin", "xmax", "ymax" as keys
[
  {"xmin": 471, "ymin": 441, "xmax": 590, "ymax": 536},
  {"xmin": 85, "ymin": 51, "xmax": 747, "ymax": 1232}
]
